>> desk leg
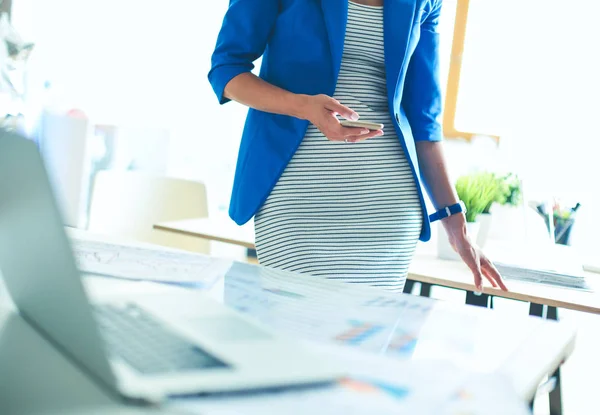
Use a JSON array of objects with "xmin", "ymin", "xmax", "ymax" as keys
[
  {"xmin": 419, "ymin": 283, "xmax": 432, "ymax": 297},
  {"xmin": 529, "ymin": 303, "xmax": 544, "ymax": 318},
  {"xmin": 403, "ymin": 281, "xmax": 432, "ymax": 297},
  {"xmin": 547, "ymin": 307, "xmax": 562, "ymax": 415},
  {"xmin": 529, "ymin": 304, "xmax": 563, "ymax": 415},
  {"xmin": 403, "ymin": 279, "xmax": 416, "ymax": 294},
  {"xmin": 465, "ymin": 291, "xmax": 493, "ymax": 308},
  {"xmin": 547, "ymin": 306, "xmax": 558, "ymax": 320}
]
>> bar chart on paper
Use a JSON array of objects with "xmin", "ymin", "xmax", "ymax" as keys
[
  {"xmin": 222, "ymin": 265, "xmax": 437, "ymax": 355},
  {"xmin": 334, "ymin": 321, "xmax": 386, "ymax": 346},
  {"xmin": 386, "ymin": 330, "xmax": 418, "ymax": 357},
  {"xmin": 339, "ymin": 377, "xmax": 409, "ymax": 400}
]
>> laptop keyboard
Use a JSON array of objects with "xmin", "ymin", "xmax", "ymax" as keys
[{"xmin": 94, "ymin": 304, "xmax": 228, "ymax": 374}]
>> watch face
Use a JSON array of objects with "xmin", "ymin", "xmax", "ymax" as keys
[{"xmin": 460, "ymin": 201, "xmax": 467, "ymax": 213}]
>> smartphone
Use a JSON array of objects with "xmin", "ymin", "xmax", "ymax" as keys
[{"xmin": 340, "ymin": 120, "xmax": 384, "ymax": 131}]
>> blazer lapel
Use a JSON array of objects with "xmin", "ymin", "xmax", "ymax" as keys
[
  {"xmin": 321, "ymin": 0, "xmax": 418, "ymax": 99},
  {"xmin": 384, "ymin": 0, "xmax": 418, "ymax": 101},
  {"xmin": 321, "ymin": 0, "xmax": 348, "ymax": 86}
]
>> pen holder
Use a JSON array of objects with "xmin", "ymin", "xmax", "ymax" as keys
[
  {"xmin": 553, "ymin": 217, "xmax": 575, "ymax": 246},
  {"xmin": 542, "ymin": 215, "xmax": 575, "ymax": 245}
]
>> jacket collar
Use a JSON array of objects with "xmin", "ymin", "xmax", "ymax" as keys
[{"xmin": 320, "ymin": 0, "xmax": 419, "ymax": 89}]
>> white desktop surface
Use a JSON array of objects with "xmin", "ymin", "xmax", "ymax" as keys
[
  {"xmin": 74, "ymin": 229, "xmax": 576, "ymax": 400},
  {"xmin": 0, "ymin": 230, "xmax": 577, "ymax": 414}
]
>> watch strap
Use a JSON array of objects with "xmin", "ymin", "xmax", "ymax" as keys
[{"xmin": 429, "ymin": 201, "xmax": 466, "ymax": 223}]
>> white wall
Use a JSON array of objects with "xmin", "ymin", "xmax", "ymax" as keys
[{"xmin": 12, "ymin": 0, "xmax": 249, "ymax": 215}]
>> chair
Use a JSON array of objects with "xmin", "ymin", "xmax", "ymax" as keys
[{"xmin": 87, "ymin": 171, "xmax": 209, "ymax": 253}]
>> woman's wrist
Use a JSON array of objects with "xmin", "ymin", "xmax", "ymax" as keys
[
  {"xmin": 441, "ymin": 213, "xmax": 468, "ymax": 239},
  {"xmin": 289, "ymin": 94, "xmax": 313, "ymax": 120}
]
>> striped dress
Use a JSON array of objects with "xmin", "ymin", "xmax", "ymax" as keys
[{"xmin": 254, "ymin": 1, "xmax": 423, "ymax": 293}]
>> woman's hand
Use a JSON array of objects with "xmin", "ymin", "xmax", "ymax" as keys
[
  {"xmin": 298, "ymin": 94, "xmax": 383, "ymax": 143},
  {"xmin": 442, "ymin": 214, "xmax": 508, "ymax": 292}
]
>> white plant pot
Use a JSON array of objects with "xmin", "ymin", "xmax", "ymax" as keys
[
  {"xmin": 476, "ymin": 213, "xmax": 493, "ymax": 248},
  {"xmin": 437, "ymin": 221, "xmax": 480, "ymax": 261},
  {"xmin": 488, "ymin": 204, "xmax": 527, "ymax": 242}
]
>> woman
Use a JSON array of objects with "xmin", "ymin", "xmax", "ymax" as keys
[{"xmin": 209, "ymin": 0, "xmax": 507, "ymax": 292}]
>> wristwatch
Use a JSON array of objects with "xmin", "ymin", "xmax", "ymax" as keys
[{"xmin": 428, "ymin": 201, "xmax": 467, "ymax": 223}]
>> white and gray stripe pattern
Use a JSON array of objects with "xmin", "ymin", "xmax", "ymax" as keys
[{"xmin": 254, "ymin": 1, "xmax": 422, "ymax": 292}]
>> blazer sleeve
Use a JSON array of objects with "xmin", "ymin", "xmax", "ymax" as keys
[
  {"xmin": 208, "ymin": 0, "xmax": 280, "ymax": 105},
  {"xmin": 402, "ymin": 0, "xmax": 444, "ymax": 142}
]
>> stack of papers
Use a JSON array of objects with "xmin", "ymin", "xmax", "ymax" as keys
[
  {"xmin": 214, "ymin": 261, "xmax": 529, "ymax": 375},
  {"xmin": 71, "ymin": 239, "xmax": 231, "ymax": 288},
  {"xmin": 488, "ymin": 243, "xmax": 590, "ymax": 290},
  {"xmin": 494, "ymin": 262, "xmax": 589, "ymax": 290}
]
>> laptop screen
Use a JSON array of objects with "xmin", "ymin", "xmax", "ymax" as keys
[{"xmin": 0, "ymin": 129, "xmax": 117, "ymax": 388}]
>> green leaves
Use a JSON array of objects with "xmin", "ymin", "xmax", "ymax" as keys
[
  {"xmin": 455, "ymin": 172, "xmax": 503, "ymax": 222},
  {"xmin": 455, "ymin": 171, "xmax": 523, "ymax": 222},
  {"xmin": 500, "ymin": 173, "xmax": 522, "ymax": 207}
]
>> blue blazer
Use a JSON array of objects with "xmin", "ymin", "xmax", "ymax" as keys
[{"xmin": 209, "ymin": 0, "xmax": 443, "ymax": 242}]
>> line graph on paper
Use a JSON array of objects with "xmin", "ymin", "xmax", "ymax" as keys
[{"xmin": 71, "ymin": 239, "xmax": 231, "ymax": 286}]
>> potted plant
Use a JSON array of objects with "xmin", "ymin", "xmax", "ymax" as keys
[
  {"xmin": 477, "ymin": 173, "xmax": 511, "ymax": 247},
  {"xmin": 487, "ymin": 173, "xmax": 526, "ymax": 242},
  {"xmin": 437, "ymin": 172, "xmax": 500, "ymax": 260}
]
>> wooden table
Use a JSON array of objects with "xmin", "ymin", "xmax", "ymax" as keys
[
  {"xmin": 154, "ymin": 217, "xmax": 255, "ymax": 250},
  {"xmin": 154, "ymin": 217, "xmax": 600, "ymax": 315},
  {"xmin": 408, "ymin": 251, "xmax": 600, "ymax": 314}
]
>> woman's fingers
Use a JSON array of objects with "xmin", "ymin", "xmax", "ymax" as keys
[
  {"xmin": 324, "ymin": 97, "xmax": 359, "ymax": 121},
  {"xmin": 320, "ymin": 112, "xmax": 366, "ymax": 139},
  {"xmin": 318, "ymin": 107, "xmax": 384, "ymax": 142},
  {"xmin": 481, "ymin": 257, "xmax": 508, "ymax": 291},
  {"xmin": 324, "ymin": 118, "xmax": 382, "ymax": 142},
  {"xmin": 482, "ymin": 272, "xmax": 499, "ymax": 288},
  {"xmin": 465, "ymin": 256, "xmax": 484, "ymax": 292},
  {"xmin": 471, "ymin": 267, "xmax": 484, "ymax": 292},
  {"xmin": 457, "ymin": 244, "xmax": 484, "ymax": 291},
  {"xmin": 338, "ymin": 126, "xmax": 370, "ymax": 137},
  {"xmin": 453, "ymin": 236, "xmax": 508, "ymax": 292},
  {"xmin": 317, "ymin": 103, "xmax": 387, "ymax": 142},
  {"xmin": 345, "ymin": 130, "xmax": 384, "ymax": 142}
]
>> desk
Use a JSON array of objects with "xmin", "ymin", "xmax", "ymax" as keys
[
  {"xmin": 154, "ymin": 218, "xmax": 598, "ymax": 415},
  {"xmin": 409, "ymin": 251, "xmax": 600, "ymax": 314},
  {"xmin": 154, "ymin": 217, "xmax": 600, "ymax": 315},
  {"xmin": 77, "ymin": 231, "xmax": 577, "ymax": 402},
  {"xmin": 0, "ymin": 231, "xmax": 578, "ymax": 414},
  {"xmin": 154, "ymin": 217, "xmax": 255, "ymax": 250}
]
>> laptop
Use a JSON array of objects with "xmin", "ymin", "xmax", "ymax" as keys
[{"xmin": 0, "ymin": 129, "xmax": 342, "ymax": 402}]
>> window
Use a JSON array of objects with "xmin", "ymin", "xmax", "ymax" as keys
[{"xmin": 443, "ymin": 0, "xmax": 600, "ymax": 266}]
